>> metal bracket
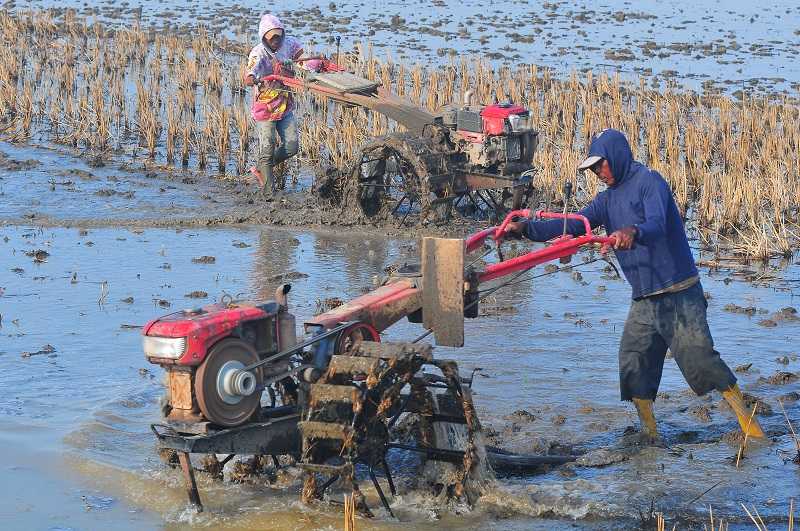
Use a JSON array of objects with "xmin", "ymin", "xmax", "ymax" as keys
[{"xmin": 421, "ymin": 237, "xmax": 465, "ymax": 347}]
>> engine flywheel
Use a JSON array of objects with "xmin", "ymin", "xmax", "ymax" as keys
[{"xmin": 195, "ymin": 338, "xmax": 262, "ymax": 427}]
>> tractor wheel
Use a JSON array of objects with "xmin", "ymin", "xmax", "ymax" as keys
[
  {"xmin": 353, "ymin": 133, "xmax": 450, "ymax": 225},
  {"xmin": 297, "ymin": 336, "xmax": 488, "ymax": 516},
  {"xmin": 195, "ymin": 338, "xmax": 262, "ymax": 427}
]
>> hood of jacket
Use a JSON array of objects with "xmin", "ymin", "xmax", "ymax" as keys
[
  {"xmin": 585, "ymin": 128, "xmax": 634, "ymax": 187},
  {"xmin": 258, "ymin": 14, "xmax": 284, "ymax": 43}
]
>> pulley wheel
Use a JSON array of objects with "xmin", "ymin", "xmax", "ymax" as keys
[
  {"xmin": 334, "ymin": 322, "xmax": 381, "ymax": 354},
  {"xmin": 195, "ymin": 338, "xmax": 262, "ymax": 427}
]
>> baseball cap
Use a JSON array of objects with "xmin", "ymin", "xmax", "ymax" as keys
[{"xmin": 578, "ymin": 155, "xmax": 603, "ymax": 171}]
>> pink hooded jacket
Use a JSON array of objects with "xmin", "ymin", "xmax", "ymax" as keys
[{"xmin": 247, "ymin": 14, "xmax": 303, "ymax": 121}]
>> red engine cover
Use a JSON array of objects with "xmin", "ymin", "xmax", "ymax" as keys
[
  {"xmin": 143, "ymin": 303, "xmax": 273, "ymax": 366},
  {"xmin": 481, "ymin": 103, "xmax": 527, "ymax": 135}
]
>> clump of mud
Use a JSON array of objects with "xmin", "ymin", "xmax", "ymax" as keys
[
  {"xmin": 0, "ymin": 150, "xmax": 39, "ymax": 171},
  {"xmin": 20, "ymin": 343, "xmax": 57, "ymax": 358},
  {"xmin": 688, "ymin": 405, "xmax": 713, "ymax": 422},
  {"xmin": 315, "ymin": 297, "xmax": 344, "ymax": 313},
  {"xmin": 758, "ymin": 371, "xmax": 799, "ymax": 386},
  {"xmin": 184, "ymin": 291, "xmax": 208, "ymax": 299},
  {"xmin": 758, "ymin": 307, "xmax": 800, "ymax": 327},
  {"xmin": 742, "ymin": 393, "xmax": 773, "ymax": 415},
  {"xmin": 23, "ymin": 249, "xmax": 49, "ymax": 262},
  {"xmin": 505, "ymin": 409, "xmax": 536, "ymax": 422}
]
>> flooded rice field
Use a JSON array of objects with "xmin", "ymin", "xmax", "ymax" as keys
[
  {"xmin": 1, "ymin": 0, "xmax": 799, "ymax": 528},
  {"xmin": 19, "ymin": 0, "xmax": 800, "ymax": 94},
  {"xmin": 1, "ymin": 143, "xmax": 799, "ymax": 530}
]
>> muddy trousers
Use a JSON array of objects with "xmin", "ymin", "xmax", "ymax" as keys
[
  {"xmin": 618, "ymin": 282, "xmax": 736, "ymax": 401},
  {"xmin": 255, "ymin": 113, "xmax": 299, "ymax": 194}
]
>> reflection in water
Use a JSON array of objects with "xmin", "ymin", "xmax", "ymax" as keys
[
  {"xmin": 251, "ymin": 229, "xmax": 299, "ymax": 301},
  {"xmin": 312, "ymin": 230, "xmax": 392, "ymax": 289}
]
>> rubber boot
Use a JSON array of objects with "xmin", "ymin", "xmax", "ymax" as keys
[
  {"xmin": 272, "ymin": 146, "xmax": 297, "ymax": 194},
  {"xmin": 722, "ymin": 384, "xmax": 765, "ymax": 438},
  {"xmin": 632, "ymin": 398, "xmax": 658, "ymax": 439},
  {"xmin": 257, "ymin": 160, "xmax": 275, "ymax": 197}
]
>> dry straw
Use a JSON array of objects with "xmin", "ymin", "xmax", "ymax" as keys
[{"xmin": 0, "ymin": 9, "xmax": 798, "ymax": 257}]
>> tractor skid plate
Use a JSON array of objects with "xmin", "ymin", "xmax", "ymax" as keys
[{"xmin": 152, "ymin": 408, "xmax": 300, "ymax": 455}]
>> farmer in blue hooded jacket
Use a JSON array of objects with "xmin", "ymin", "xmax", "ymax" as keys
[{"xmin": 505, "ymin": 129, "xmax": 764, "ymax": 441}]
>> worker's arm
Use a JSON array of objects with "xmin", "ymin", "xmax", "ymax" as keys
[
  {"xmin": 632, "ymin": 176, "xmax": 670, "ymax": 245},
  {"xmin": 243, "ymin": 51, "xmax": 263, "ymax": 87},
  {"xmin": 505, "ymin": 194, "xmax": 606, "ymax": 242}
]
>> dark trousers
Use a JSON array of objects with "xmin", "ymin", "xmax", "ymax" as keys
[{"xmin": 618, "ymin": 282, "xmax": 736, "ymax": 401}]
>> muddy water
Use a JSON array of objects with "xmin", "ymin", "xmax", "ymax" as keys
[
  {"xmin": 2, "ymin": 1, "xmax": 799, "ymax": 527},
  {"xmin": 0, "ymin": 142, "xmax": 244, "ymax": 225},
  {"xmin": 2, "ymin": 203, "xmax": 799, "ymax": 529}
]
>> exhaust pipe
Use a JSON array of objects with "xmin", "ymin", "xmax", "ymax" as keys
[
  {"xmin": 463, "ymin": 89, "xmax": 473, "ymax": 107},
  {"xmin": 275, "ymin": 283, "xmax": 291, "ymax": 308}
]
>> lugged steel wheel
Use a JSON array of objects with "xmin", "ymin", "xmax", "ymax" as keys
[
  {"xmin": 353, "ymin": 133, "xmax": 450, "ymax": 225},
  {"xmin": 297, "ymin": 336, "xmax": 487, "ymax": 516}
]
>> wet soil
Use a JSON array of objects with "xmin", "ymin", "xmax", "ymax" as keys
[{"xmin": 0, "ymin": 143, "xmax": 477, "ymax": 240}]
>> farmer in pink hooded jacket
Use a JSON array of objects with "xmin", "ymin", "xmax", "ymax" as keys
[{"xmin": 244, "ymin": 14, "xmax": 304, "ymax": 196}]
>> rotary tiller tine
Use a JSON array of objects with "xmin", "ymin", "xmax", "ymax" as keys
[
  {"xmin": 381, "ymin": 458, "xmax": 397, "ymax": 497},
  {"xmin": 368, "ymin": 466, "xmax": 395, "ymax": 518}
]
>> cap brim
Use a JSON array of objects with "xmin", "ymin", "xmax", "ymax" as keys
[{"xmin": 578, "ymin": 155, "xmax": 603, "ymax": 171}]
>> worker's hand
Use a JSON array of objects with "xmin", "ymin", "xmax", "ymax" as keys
[
  {"xmin": 608, "ymin": 226, "xmax": 637, "ymax": 250},
  {"xmin": 275, "ymin": 60, "xmax": 295, "ymax": 77},
  {"xmin": 503, "ymin": 220, "xmax": 526, "ymax": 239}
]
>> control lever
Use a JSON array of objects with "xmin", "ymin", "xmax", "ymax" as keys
[
  {"xmin": 561, "ymin": 181, "xmax": 573, "ymax": 238},
  {"xmin": 560, "ymin": 181, "xmax": 573, "ymax": 264}
]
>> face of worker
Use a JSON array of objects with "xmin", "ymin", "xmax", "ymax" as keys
[
  {"xmin": 591, "ymin": 159, "xmax": 615, "ymax": 187},
  {"xmin": 265, "ymin": 30, "xmax": 284, "ymax": 51}
]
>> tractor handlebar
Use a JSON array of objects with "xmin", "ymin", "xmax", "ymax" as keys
[{"xmin": 466, "ymin": 210, "xmax": 616, "ymax": 283}]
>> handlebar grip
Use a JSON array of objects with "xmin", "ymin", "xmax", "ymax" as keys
[{"xmin": 494, "ymin": 209, "xmax": 532, "ymax": 241}]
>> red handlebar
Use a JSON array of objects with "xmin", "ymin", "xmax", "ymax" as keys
[
  {"xmin": 467, "ymin": 210, "xmax": 616, "ymax": 283},
  {"xmin": 493, "ymin": 209, "xmax": 531, "ymax": 242},
  {"xmin": 260, "ymin": 59, "xmax": 346, "ymax": 93}
]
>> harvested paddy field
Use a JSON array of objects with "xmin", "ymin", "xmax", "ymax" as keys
[
  {"xmin": 1, "ymin": 8, "xmax": 799, "ymax": 256},
  {"xmin": 0, "ymin": 2, "xmax": 799, "ymax": 530}
]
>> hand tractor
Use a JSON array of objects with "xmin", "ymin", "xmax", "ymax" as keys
[
  {"xmin": 143, "ymin": 209, "xmax": 616, "ymax": 517},
  {"xmin": 265, "ymin": 58, "xmax": 539, "ymax": 224}
]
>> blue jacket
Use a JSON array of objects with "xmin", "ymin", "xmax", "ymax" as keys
[{"xmin": 524, "ymin": 129, "xmax": 697, "ymax": 299}]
